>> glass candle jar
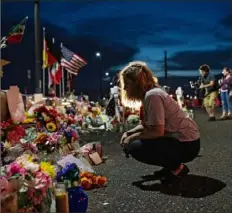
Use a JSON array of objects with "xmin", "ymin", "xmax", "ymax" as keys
[{"xmin": 55, "ymin": 183, "xmax": 69, "ymax": 213}]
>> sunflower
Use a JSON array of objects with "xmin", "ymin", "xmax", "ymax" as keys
[{"xmin": 46, "ymin": 122, "xmax": 57, "ymax": 132}]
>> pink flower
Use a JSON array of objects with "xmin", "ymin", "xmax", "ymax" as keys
[
  {"xmin": 47, "ymin": 133, "xmax": 62, "ymax": 145},
  {"xmin": 0, "ymin": 176, "xmax": 13, "ymax": 200},
  {"xmin": 19, "ymin": 168, "xmax": 26, "ymax": 175},
  {"xmin": 34, "ymin": 171, "xmax": 51, "ymax": 189},
  {"xmin": 27, "ymin": 172, "xmax": 51, "ymax": 205},
  {"xmin": 22, "ymin": 143, "xmax": 38, "ymax": 153},
  {"xmin": 7, "ymin": 162, "xmax": 22, "ymax": 176},
  {"xmin": 72, "ymin": 130, "xmax": 79, "ymax": 141}
]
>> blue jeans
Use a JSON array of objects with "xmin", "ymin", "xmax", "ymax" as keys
[{"xmin": 220, "ymin": 91, "xmax": 232, "ymax": 113}]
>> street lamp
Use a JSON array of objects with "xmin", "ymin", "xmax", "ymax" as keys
[
  {"xmin": 110, "ymin": 82, "xmax": 113, "ymax": 86},
  {"xmin": 96, "ymin": 52, "xmax": 101, "ymax": 58},
  {"xmin": 105, "ymin": 72, "xmax": 109, "ymax": 76},
  {"xmin": 27, "ymin": 70, "xmax": 31, "ymax": 94},
  {"xmin": 95, "ymin": 52, "xmax": 102, "ymax": 99}
]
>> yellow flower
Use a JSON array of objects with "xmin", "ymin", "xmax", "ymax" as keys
[
  {"xmin": 40, "ymin": 162, "xmax": 56, "ymax": 178},
  {"xmin": 22, "ymin": 118, "xmax": 35, "ymax": 124},
  {"xmin": 25, "ymin": 112, "xmax": 34, "ymax": 118},
  {"xmin": 4, "ymin": 142, "xmax": 12, "ymax": 149},
  {"xmin": 46, "ymin": 122, "xmax": 57, "ymax": 132}
]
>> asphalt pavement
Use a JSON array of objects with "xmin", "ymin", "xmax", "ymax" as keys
[{"xmin": 86, "ymin": 109, "xmax": 232, "ymax": 213}]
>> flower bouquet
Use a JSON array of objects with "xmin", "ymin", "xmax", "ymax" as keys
[
  {"xmin": 1, "ymin": 119, "xmax": 26, "ymax": 146},
  {"xmin": 80, "ymin": 171, "xmax": 107, "ymax": 190},
  {"xmin": 1, "ymin": 154, "xmax": 56, "ymax": 213},
  {"xmin": 33, "ymin": 105, "xmax": 61, "ymax": 132},
  {"xmin": 21, "ymin": 112, "xmax": 36, "ymax": 124}
]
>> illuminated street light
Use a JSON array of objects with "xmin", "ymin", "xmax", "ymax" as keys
[
  {"xmin": 96, "ymin": 52, "xmax": 101, "ymax": 57},
  {"xmin": 105, "ymin": 72, "xmax": 109, "ymax": 76},
  {"xmin": 110, "ymin": 82, "xmax": 113, "ymax": 85}
]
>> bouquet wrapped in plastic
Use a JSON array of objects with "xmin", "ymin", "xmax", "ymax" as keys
[{"xmin": 1, "ymin": 154, "xmax": 56, "ymax": 213}]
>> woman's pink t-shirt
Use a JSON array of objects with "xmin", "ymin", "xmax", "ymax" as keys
[{"xmin": 143, "ymin": 88, "xmax": 200, "ymax": 142}]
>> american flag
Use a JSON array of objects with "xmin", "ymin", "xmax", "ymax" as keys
[{"xmin": 61, "ymin": 45, "xmax": 87, "ymax": 75}]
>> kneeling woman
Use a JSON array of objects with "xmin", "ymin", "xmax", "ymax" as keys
[{"xmin": 120, "ymin": 61, "xmax": 200, "ymax": 184}]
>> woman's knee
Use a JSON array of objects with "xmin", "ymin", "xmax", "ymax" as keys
[{"xmin": 128, "ymin": 140, "xmax": 143, "ymax": 155}]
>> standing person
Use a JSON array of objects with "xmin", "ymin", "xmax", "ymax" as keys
[
  {"xmin": 48, "ymin": 84, "xmax": 56, "ymax": 97},
  {"xmin": 218, "ymin": 67, "xmax": 232, "ymax": 119},
  {"xmin": 120, "ymin": 61, "xmax": 200, "ymax": 185},
  {"xmin": 199, "ymin": 64, "xmax": 218, "ymax": 121}
]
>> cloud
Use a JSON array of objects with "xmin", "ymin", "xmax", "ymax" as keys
[
  {"xmin": 167, "ymin": 47, "xmax": 232, "ymax": 70},
  {"xmin": 220, "ymin": 14, "xmax": 232, "ymax": 28},
  {"xmin": 214, "ymin": 14, "xmax": 232, "ymax": 43}
]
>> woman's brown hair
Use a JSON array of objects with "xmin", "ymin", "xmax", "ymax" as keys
[
  {"xmin": 224, "ymin": 67, "xmax": 231, "ymax": 73},
  {"xmin": 119, "ymin": 61, "xmax": 158, "ymax": 101}
]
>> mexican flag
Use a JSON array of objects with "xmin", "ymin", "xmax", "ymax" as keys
[{"xmin": 7, "ymin": 16, "xmax": 28, "ymax": 44}]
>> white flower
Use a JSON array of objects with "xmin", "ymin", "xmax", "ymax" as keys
[
  {"xmin": 24, "ymin": 162, "xmax": 39, "ymax": 173},
  {"xmin": 20, "ymin": 139, "xmax": 27, "ymax": 144}
]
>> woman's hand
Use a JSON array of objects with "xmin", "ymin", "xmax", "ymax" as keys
[
  {"xmin": 199, "ymin": 84, "xmax": 205, "ymax": 89},
  {"xmin": 122, "ymin": 136, "xmax": 133, "ymax": 146},
  {"xmin": 120, "ymin": 133, "xmax": 138, "ymax": 147},
  {"xmin": 120, "ymin": 132, "xmax": 128, "ymax": 146}
]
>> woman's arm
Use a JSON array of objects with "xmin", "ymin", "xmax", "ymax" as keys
[
  {"xmin": 130, "ymin": 125, "xmax": 164, "ymax": 140},
  {"xmin": 128, "ymin": 94, "xmax": 165, "ymax": 141},
  {"xmin": 126, "ymin": 124, "xmax": 144, "ymax": 136}
]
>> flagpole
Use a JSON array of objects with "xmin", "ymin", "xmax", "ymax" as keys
[
  {"xmin": 34, "ymin": 0, "xmax": 42, "ymax": 94},
  {"xmin": 67, "ymin": 72, "xmax": 69, "ymax": 93},
  {"xmin": 59, "ymin": 73, "xmax": 62, "ymax": 98},
  {"xmin": 52, "ymin": 37, "xmax": 56, "ymax": 97},
  {"xmin": 42, "ymin": 27, "xmax": 46, "ymax": 96},
  {"xmin": 60, "ymin": 43, "xmax": 65, "ymax": 97}
]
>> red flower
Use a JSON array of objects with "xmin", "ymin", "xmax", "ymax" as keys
[
  {"xmin": 7, "ymin": 126, "xmax": 26, "ymax": 145},
  {"xmin": 0, "ymin": 121, "xmax": 11, "ymax": 129}
]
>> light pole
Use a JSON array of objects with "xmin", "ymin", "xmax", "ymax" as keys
[
  {"xmin": 27, "ymin": 70, "xmax": 31, "ymax": 94},
  {"xmin": 34, "ymin": 0, "xmax": 42, "ymax": 93},
  {"xmin": 95, "ymin": 52, "xmax": 102, "ymax": 99}
]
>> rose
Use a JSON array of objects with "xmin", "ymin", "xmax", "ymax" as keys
[
  {"xmin": 0, "ymin": 121, "xmax": 11, "ymax": 129},
  {"xmin": 7, "ymin": 162, "xmax": 22, "ymax": 176},
  {"xmin": 7, "ymin": 131, "xmax": 21, "ymax": 145}
]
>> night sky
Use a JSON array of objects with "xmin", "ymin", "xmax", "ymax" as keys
[{"xmin": 1, "ymin": 0, "xmax": 232, "ymax": 98}]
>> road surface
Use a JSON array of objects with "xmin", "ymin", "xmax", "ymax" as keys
[{"xmin": 86, "ymin": 109, "xmax": 232, "ymax": 213}]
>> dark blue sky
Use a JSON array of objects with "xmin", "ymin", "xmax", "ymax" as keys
[{"xmin": 1, "ymin": 0, "xmax": 232, "ymax": 95}]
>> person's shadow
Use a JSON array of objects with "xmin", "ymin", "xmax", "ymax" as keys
[{"xmin": 132, "ymin": 174, "xmax": 226, "ymax": 198}]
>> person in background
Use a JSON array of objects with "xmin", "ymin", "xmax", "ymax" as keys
[
  {"xmin": 218, "ymin": 67, "xmax": 232, "ymax": 119},
  {"xmin": 48, "ymin": 84, "xmax": 56, "ymax": 97},
  {"xmin": 230, "ymin": 85, "xmax": 232, "ymax": 101},
  {"xmin": 120, "ymin": 61, "xmax": 200, "ymax": 185},
  {"xmin": 199, "ymin": 64, "xmax": 218, "ymax": 121}
]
